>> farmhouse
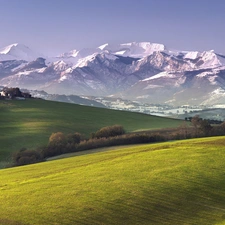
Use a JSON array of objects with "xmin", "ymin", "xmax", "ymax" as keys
[{"xmin": 0, "ymin": 87, "xmax": 32, "ymax": 100}]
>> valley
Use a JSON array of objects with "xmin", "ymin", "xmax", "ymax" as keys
[
  {"xmin": 1, "ymin": 42, "xmax": 225, "ymax": 107},
  {"xmin": 28, "ymin": 89, "xmax": 225, "ymax": 121},
  {"xmin": 0, "ymin": 98, "xmax": 182, "ymax": 168}
]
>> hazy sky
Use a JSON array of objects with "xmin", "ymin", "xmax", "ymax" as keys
[{"xmin": 0, "ymin": 0, "xmax": 225, "ymax": 56}]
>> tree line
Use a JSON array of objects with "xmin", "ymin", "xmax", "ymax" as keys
[{"xmin": 11, "ymin": 118, "xmax": 225, "ymax": 167}]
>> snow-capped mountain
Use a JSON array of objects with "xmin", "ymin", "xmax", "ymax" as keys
[
  {"xmin": 1, "ymin": 41, "xmax": 225, "ymax": 106},
  {"xmin": 98, "ymin": 42, "xmax": 166, "ymax": 58},
  {"xmin": 51, "ymin": 41, "xmax": 166, "ymax": 65},
  {"xmin": 0, "ymin": 43, "xmax": 43, "ymax": 61}
]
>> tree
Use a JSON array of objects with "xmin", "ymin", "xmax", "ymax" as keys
[
  {"xmin": 49, "ymin": 132, "xmax": 67, "ymax": 146},
  {"xmin": 199, "ymin": 119, "xmax": 212, "ymax": 136},
  {"xmin": 191, "ymin": 115, "xmax": 201, "ymax": 128},
  {"xmin": 191, "ymin": 115, "xmax": 202, "ymax": 137},
  {"xmin": 191, "ymin": 116, "xmax": 213, "ymax": 137},
  {"xmin": 94, "ymin": 125, "xmax": 125, "ymax": 139},
  {"xmin": 12, "ymin": 149, "xmax": 43, "ymax": 166},
  {"xmin": 47, "ymin": 132, "xmax": 67, "ymax": 156},
  {"xmin": 178, "ymin": 122, "xmax": 189, "ymax": 139},
  {"xmin": 67, "ymin": 132, "xmax": 82, "ymax": 144}
]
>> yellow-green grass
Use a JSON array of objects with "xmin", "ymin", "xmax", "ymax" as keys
[
  {"xmin": 0, "ymin": 99, "xmax": 182, "ymax": 165},
  {"xmin": 1, "ymin": 136, "xmax": 225, "ymax": 225}
]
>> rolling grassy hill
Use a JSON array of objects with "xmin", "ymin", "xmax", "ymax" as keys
[
  {"xmin": 0, "ymin": 98, "xmax": 182, "ymax": 166},
  {"xmin": 1, "ymin": 136, "xmax": 225, "ymax": 224}
]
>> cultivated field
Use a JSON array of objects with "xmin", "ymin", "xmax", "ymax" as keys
[
  {"xmin": 1, "ymin": 136, "xmax": 225, "ymax": 225},
  {"xmin": 0, "ymin": 99, "xmax": 182, "ymax": 166}
]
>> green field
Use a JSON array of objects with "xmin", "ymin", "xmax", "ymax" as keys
[
  {"xmin": 1, "ymin": 136, "xmax": 225, "ymax": 225},
  {"xmin": 0, "ymin": 99, "xmax": 182, "ymax": 165}
]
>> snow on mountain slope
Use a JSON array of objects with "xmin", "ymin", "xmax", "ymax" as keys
[
  {"xmin": 0, "ymin": 43, "xmax": 42, "ymax": 61},
  {"xmin": 1, "ymin": 41, "xmax": 225, "ymax": 106},
  {"xmin": 75, "ymin": 53, "xmax": 100, "ymax": 68},
  {"xmin": 0, "ymin": 52, "xmax": 135, "ymax": 95},
  {"xmin": 199, "ymin": 51, "xmax": 225, "ymax": 68},
  {"xmin": 184, "ymin": 51, "xmax": 200, "ymax": 60},
  {"xmin": 117, "ymin": 68, "xmax": 221, "ymax": 105},
  {"xmin": 59, "ymin": 47, "xmax": 101, "ymax": 60},
  {"xmin": 75, "ymin": 52, "xmax": 118, "ymax": 68},
  {"xmin": 142, "ymin": 71, "xmax": 178, "ymax": 81},
  {"xmin": 181, "ymin": 50, "xmax": 225, "ymax": 69},
  {"xmin": 202, "ymin": 88, "xmax": 225, "ymax": 105},
  {"xmin": 56, "ymin": 41, "xmax": 166, "ymax": 66},
  {"xmin": 135, "ymin": 51, "xmax": 192, "ymax": 73},
  {"xmin": 98, "ymin": 42, "xmax": 166, "ymax": 58},
  {"xmin": 0, "ymin": 43, "xmax": 18, "ymax": 54}
]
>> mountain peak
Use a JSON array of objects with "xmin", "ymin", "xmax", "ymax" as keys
[
  {"xmin": 87, "ymin": 41, "xmax": 167, "ymax": 58},
  {"xmin": 1, "ymin": 41, "xmax": 225, "ymax": 107},
  {"xmin": 0, "ymin": 43, "xmax": 42, "ymax": 61},
  {"xmin": 0, "ymin": 43, "xmax": 21, "ymax": 54},
  {"xmin": 98, "ymin": 43, "xmax": 109, "ymax": 50}
]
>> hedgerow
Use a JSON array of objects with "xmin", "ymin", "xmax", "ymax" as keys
[{"xmin": 11, "ymin": 122, "xmax": 225, "ymax": 167}]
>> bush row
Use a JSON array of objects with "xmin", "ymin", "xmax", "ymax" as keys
[{"xmin": 11, "ymin": 122, "xmax": 225, "ymax": 167}]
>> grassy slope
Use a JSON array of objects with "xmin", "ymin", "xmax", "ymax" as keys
[
  {"xmin": 0, "ymin": 99, "xmax": 182, "ymax": 163},
  {"xmin": 1, "ymin": 136, "xmax": 225, "ymax": 225}
]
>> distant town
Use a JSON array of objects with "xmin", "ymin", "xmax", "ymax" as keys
[
  {"xmin": 1, "ymin": 86, "xmax": 225, "ymax": 122},
  {"xmin": 0, "ymin": 87, "xmax": 31, "ymax": 100}
]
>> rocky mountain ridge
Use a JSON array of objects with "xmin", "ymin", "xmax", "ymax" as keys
[{"xmin": 1, "ymin": 42, "xmax": 225, "ymax": 106}]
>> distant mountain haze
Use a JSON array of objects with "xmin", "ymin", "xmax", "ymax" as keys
[{"xmin": 1, "ymin": 42, "xmax": 225, "ymax": 106}]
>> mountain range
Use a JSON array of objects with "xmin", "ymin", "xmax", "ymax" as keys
[{"xmin": 1, "ymin": 42, "xmax": 225, "ymax": 106}]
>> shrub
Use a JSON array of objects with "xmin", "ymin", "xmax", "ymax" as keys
[
  {"xmin": 44, "ymin": 132, "xmax": 68, "ymax": 157},
  {"xmin": 199, "ymin": 119, "xmax": 212, "ymax": 136},
  {"xmin": 94, "ymin": 125, "xmax": 125, "ymax": 139},
  {"xmin": 77, "ymin": 133, "xmax": 166, "ymax": 152},
  {"xmin": 12, "ymin": 149, "xmax": 43, "ymax": 166},
  {"xmin": 67, "ymin": 132, "xmax": 82, "ymax": 144},
  {"xmin": 43, "ymin": 144, "xmax": 68, "ymax": 158},
  {"xmin": 49, "ymin": 132, "xmax": 67, "ymax": 146}
]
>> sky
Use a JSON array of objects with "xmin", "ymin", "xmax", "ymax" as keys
[{"xmin": 0, "ymin": 0, "xmax": 225, "ymax": 56}]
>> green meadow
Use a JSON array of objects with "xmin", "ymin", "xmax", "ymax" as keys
[
  {"xmin": 1, "ymin": 136, "xmax": 225, "ymax": 225},
  {"xmin": 0, "ymin": 99, "xmax": 182, "ymax": 165}
]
